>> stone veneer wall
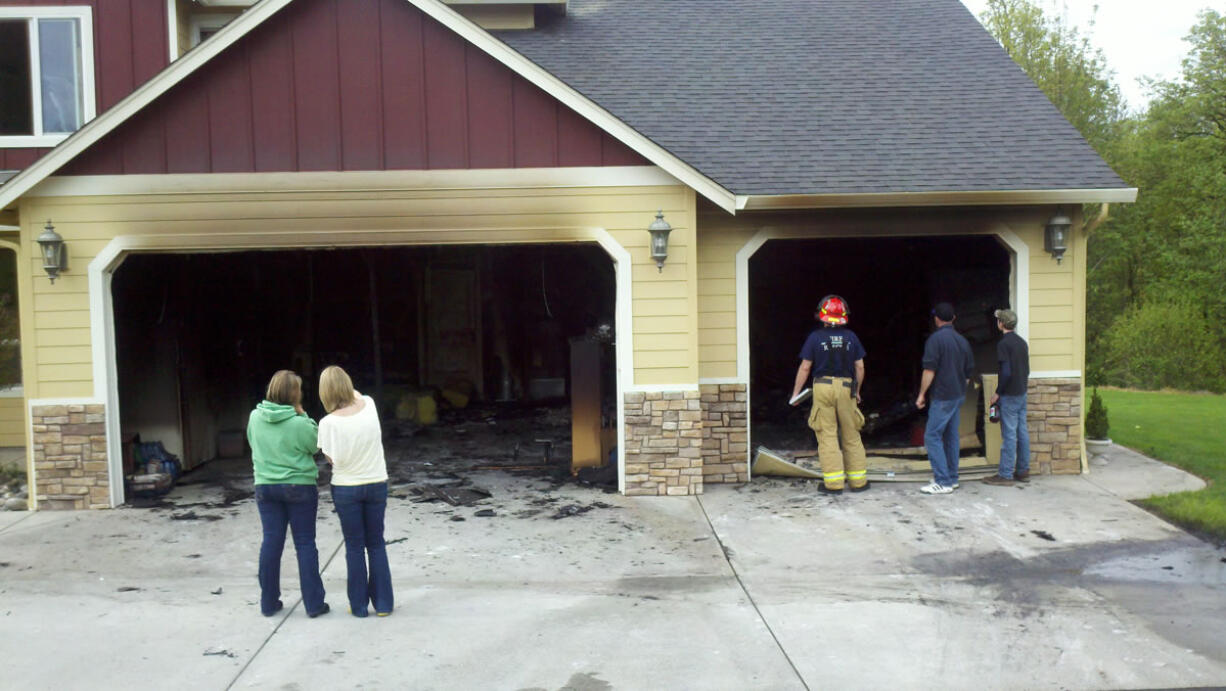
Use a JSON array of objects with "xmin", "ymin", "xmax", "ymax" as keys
[
  {"xmin": 623, "ymin": 391, "xmax": 704, "ymax": 496},
  {"xmin": 1027, "ymin": 378, "xmax": 1083, "ymax": 474},
  {"xmin": 700, "ymin": 384, "xmax": 749, "ymax": 484},
  {"xmin": 32, "ymin": 404, "xmax": 110, "ymax": 510}
]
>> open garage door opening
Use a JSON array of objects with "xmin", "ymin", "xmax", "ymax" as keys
[
  {"xmin": 749, "ymin": 235, "xmax": 1011, "ymax": 476},
  {"xmin": 112, "ymin": 244, "xmax": 619, "ymax": 501}
]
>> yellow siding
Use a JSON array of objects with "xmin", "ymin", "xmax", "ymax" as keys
[
  {"xmin": 695, "ymin": 204, "xmax": 1084, "ymax": 378},
  {"xmin": 18, "ymin": 181, "xmax": 700, "ymax": 395},
  {"xmin": 0, "ymin": 396, "xmax": 25, "ymax": 447}
]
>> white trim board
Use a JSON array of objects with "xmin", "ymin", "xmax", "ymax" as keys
[
  {"xmin": 30, "ymin": 166, "xmax": 681, "ymax": 198},
  {"xmin": 1031, "ymin": 370, "xmax": 1082, "ymax": 379},
  {"xmin": 166, "ymin": 0, "xmax": 179, "ymax": 63},
  {"xmin": 624, "ymin": 385, "xmax": 701, "ymax": 394},
  {"xmin": 0, "ymin": 0, "xmax": 736, "ymax": 213},
  {"xmin": 89, "ymin": 225, "xmax": 635, "ymax": 501},
  {"xmin": 736, "ymin": 188, "xmax": 1138, "ymax": 210}
]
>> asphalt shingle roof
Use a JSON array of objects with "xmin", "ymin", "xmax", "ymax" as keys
[{"xmin": 495, "ymin": 0, "xmax": 1129, "ymax": 196}]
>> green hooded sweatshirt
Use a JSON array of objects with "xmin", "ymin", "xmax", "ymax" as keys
[{"xmin": 247, "ymin": 401, "xmax": 319, "ymax": 486}]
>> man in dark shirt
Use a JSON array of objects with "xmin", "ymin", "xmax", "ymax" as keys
[
  {"xmin": 915, "ymin": 302, "xmax": 975, "ymax": 494},
  {"xmin": 790, "ymin": 295, "xmax": 869, "ymax": 493},
  {"xmin": 983, "ymin": 308, "xmax": 1031, "ymax": 486}
]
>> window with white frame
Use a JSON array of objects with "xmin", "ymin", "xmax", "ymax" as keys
[
  {"xmin": 189, "ymin": 13, "xmax": 238, "ymax": 48},
  {"xmin": 0, "ymin": 6, "xmax": 95, "ymax": 147}
]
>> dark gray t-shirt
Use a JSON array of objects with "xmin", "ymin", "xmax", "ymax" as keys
[
  {"xmin": 921, "ymin": 324, "xmax": 975, "ymax": 401},
  {"xmin": 995, "ymin": 332, "xmax": 1030, "ymax": 397}
]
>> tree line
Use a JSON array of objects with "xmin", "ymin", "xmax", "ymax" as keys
[{"xmin": 981, "ymin": 1, "xmax": 1226, "ymax": 393}]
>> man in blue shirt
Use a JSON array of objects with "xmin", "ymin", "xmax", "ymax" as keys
[
  {"xmin": 790, "ymin": 295, "xmax": 869, "ymax": 494},
  {"xmin": 915, "ymin": 302, "xmax": 975, "ymax": 495}
]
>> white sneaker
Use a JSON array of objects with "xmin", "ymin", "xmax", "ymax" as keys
[
  {"xmin": 952, "ymin": 482, "xmax": 960, "ymax": 489},
  {"xmin": 919, "ymin": 482, "xmax": 953, "ymax": 494}
]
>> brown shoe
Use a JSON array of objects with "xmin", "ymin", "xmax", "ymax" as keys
[
  {"xmin": 981, "ymin": 475, "xmax": 1014, "ymax": 486},
  {"xmin": 1014, "ymin": 471, "xmax": 1031, "ymax": 483}
]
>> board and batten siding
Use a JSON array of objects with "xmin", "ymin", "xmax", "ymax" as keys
[
  {"xmin": 16, "ymin": 179, "xmax": 700, "ymax": 399},
  {"xmin": 695, "ymin": 204, "xmax": 1086, "ymax": 380},
  {"xmin": 61, "ymin": 0, "xmax": 647, "ymax": 178},
  {"xmin": 0, "ymin": 0, "xmax": 170, "ymax": 169}
]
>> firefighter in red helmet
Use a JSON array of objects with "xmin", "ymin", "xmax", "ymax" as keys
[{"xmin": 790, "ymin": 295, "xmax": 869, "ymax": 493}]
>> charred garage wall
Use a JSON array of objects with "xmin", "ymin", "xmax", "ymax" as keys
[{"xmin": 111, "ymin": 244, "xmax": 616, "ymax": 474}]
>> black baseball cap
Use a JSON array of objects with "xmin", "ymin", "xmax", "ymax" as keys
[{"xmin": 932, "ymin": 302, "xmax": 956, "ymax": 321}]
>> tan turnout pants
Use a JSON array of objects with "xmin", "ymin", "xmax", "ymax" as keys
[{"xmin": 807, "ymin": 377, "xmax": 868, "ymax": 490}]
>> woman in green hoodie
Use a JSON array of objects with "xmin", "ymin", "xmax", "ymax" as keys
[{"xmin": 247, "ymin": 370, "xmax": 329, "ymax": 618}]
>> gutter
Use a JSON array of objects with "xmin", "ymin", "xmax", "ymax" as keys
[{"xmin": 735, "ymin": 188, "xmax": 1138, "ymax": 211}]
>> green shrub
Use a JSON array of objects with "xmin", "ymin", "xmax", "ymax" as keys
[
  {"xmin": 1085, "ymin": 388, "xmax": 1109, "ymax": 439},
  {"xmin": 1099, "ymin": 301, "xmax": 1226, "ymax": 393}
]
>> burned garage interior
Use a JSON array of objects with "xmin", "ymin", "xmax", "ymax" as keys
[
  {"xmin": 112, "ymin": 243, "xmax": 619, "ymax": 499},
  {"xmin": 749, "ymin": 234, "xmax": 1012, "ymax": 472}
]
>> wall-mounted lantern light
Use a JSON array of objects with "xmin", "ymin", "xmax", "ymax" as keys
[
  {"xmin": 37, "ymin": 219, "xmax": 67, "ymax": 283},
  {"xmin": 648, "ymin": 210, "xmax": 672, "ymax": 272},
  {"xmin": 1044, "ymin": 210, "xmax": 1071, "ymax": 264}
]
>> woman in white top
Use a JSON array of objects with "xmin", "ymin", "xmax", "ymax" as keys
[{"xmin": 318, "ymin": 365, "xmax": 393, "ymax": 617}]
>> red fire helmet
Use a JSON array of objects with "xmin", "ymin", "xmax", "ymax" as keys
[{"xmin": 818, "ymin": 295, "xmax": 849, "ymax": 325}]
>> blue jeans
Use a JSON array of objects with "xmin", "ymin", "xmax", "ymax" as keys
[
  {"xmin": 925, "ymin": 396, "xmax": 964, "ymax": 487},
  {"xmin": 332, "ymin": 482, "xmax": 394, "ymax": 616},
  {"xmin": 255, "ymin": 484, "xmax": 326, "ymax": 616},
  {"xmin": 998, "ymin": 393, "xmax": 1030, "ymax": 478}
]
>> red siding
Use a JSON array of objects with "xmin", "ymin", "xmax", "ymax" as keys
[
  {"xmin": 58, "ymin": 0, "xmax": 648, "ymax": 176},
  {"xmin": 0, "ymin": 0, "xmax": 167, "ymax": 170}
]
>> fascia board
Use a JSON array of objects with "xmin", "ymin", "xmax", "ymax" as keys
[{"xmin": 737, "ymin": 188, "xmax": 1139, "ymax": 211}]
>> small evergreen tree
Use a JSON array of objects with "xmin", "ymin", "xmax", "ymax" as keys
[{"xmin": 1085, "ymin": 388, "xmax": 1110, "ymax": 440}]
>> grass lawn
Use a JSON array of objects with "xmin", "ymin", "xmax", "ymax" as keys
[{"xmin": 1097, "ymin": 388, "xmax": 1226, "ymax": 542}]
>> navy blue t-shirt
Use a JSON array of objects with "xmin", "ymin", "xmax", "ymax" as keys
[
  {"xmin": 921, "ymin": 324, "xmax": 975, "ymax": 400},
  {"xmin": 799, "ymin": 327, "xmax": 866, "ymax": 379}
]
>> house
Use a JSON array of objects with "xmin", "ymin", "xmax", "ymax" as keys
[{"xmin": 0, "ymin": 0, "xmax": 1135, "ymax": 510}]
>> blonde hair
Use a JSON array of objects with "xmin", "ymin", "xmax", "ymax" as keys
[
  {"xmin": 265, "ymin": 370, "xmax": 303, "ymax": 406},
  {"xmin": 319, "ymin": 365, "xmax": 357, "ymax": 413}
]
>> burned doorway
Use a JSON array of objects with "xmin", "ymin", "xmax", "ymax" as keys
[
  {"xmin": 111, "ymin": 243, "xmax": 618, "ymax": 495},
  {"xmin": 749, "ymin": 235, "xmax": 1011, "ymax": 473}
]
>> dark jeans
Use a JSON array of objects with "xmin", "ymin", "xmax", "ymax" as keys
[
  {"xmin": 256, "ymin": 484, "xmax": 326, "ymax": 616},
  {"xmin": 331, "ymin": 482, "xmax": 394, "ymax": 616},
  {"xmin": 998, "ymin": 393, "xmax": 1031, "ymax": 478}
]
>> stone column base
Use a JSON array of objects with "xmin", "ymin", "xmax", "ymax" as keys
[
  {"xmin": 700, "ymin": 384, "xmax": 748, "ymax": 483},
  {"xmin": 1026, "ymin": 378, "xmax": 1083, "ymax": 474},
  {"xmin": 32, "ymin": 404, "xmax": 110, "ymax": 510},
  {"xmin": 623, "ymin": 391, "xmax": 703, "ymax": 496}
]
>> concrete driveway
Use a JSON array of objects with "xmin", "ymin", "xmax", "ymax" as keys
[{"xmin": 0, "ymin": 445, "xmax": 1223, "ymax": 690}]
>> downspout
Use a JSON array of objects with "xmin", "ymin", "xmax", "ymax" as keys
[
  {"xmin": 1079, "ymin": 202, "xmax": 1107, "ymax": 474},
  {"xmin": 1083, "ymin": 203, "xmax": 1109, "ymax": 235}
]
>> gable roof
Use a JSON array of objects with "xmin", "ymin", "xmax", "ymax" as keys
[
  {"xmin": 0, "ymin": 0, "xmax": 738, "ymax": 212},
  {"xmin": 1, "ymin": 0, "xmax": 1135, "ymax": 215},
  {"xmin": 496, "ymin": 0, "xmax": 1137, "ymax": 207}
]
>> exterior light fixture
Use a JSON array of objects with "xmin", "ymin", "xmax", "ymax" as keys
[
  {"xmin": 648, "ymin": 210, "xmax": 672, "ymax": 272},
  {"xmin": 37, "ymin": 220, "xmax": 67, "ymax": 283},
  {"xmin": 1044, "ymin": 210, "xmax": 1071, "ymax": 264}
]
